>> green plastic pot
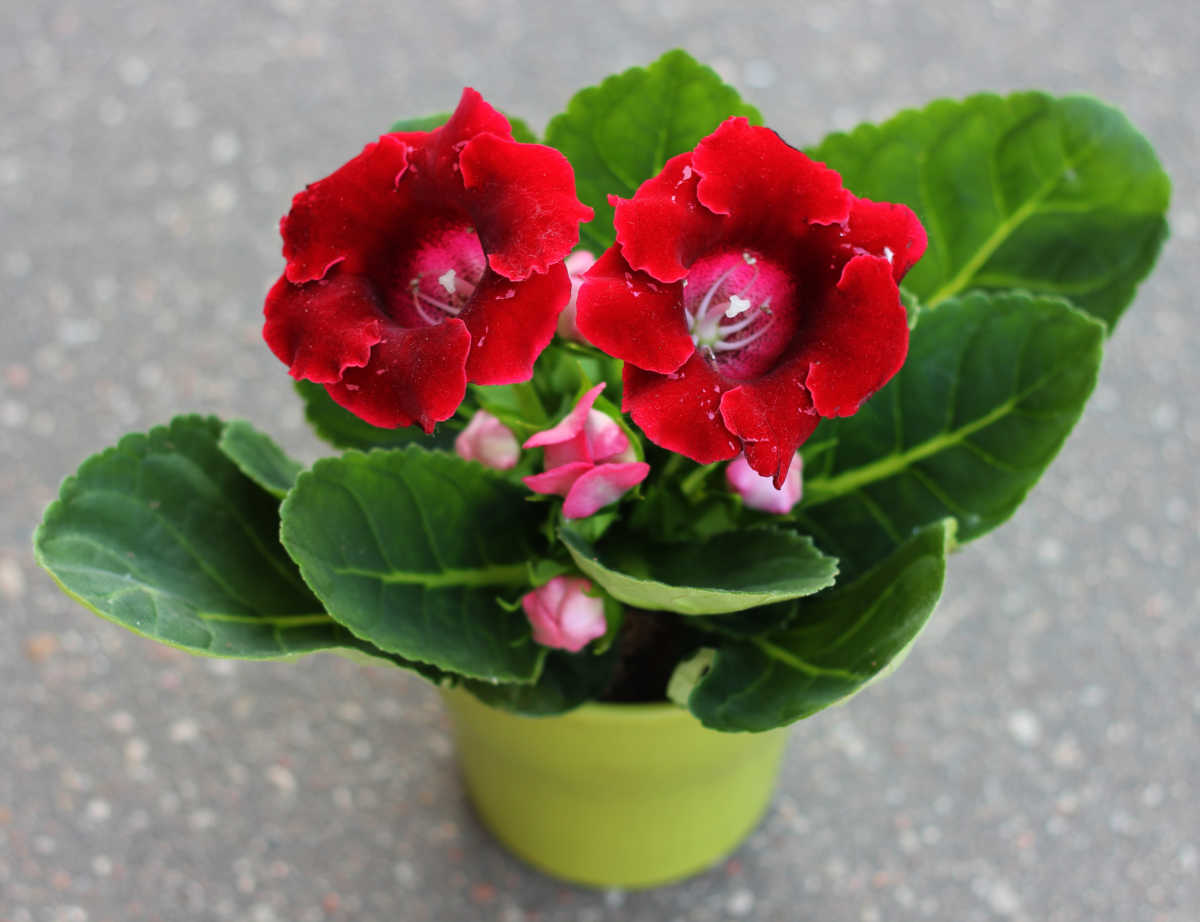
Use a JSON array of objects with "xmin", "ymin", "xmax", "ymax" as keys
[{"xmin": 441, "ymin": 687, "xmax": 790, "ymax": 888}]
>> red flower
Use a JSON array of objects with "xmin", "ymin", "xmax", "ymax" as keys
[
  {"xmin": 263, "ymin": 89, "xmax": 593, "ymax": 431},
  {"xmin": 576, "ymin": 118, "xmax": 925, "ymax": 486}
]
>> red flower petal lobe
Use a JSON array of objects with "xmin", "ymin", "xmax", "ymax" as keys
[
  {"xmin": 462, "ymin": 262, "xmax": 570, "ymax": 385},
  {"xmin": 611, "ymin": 153, "xmax": 724, "ymax": 283},
  {"xmin": 281, "ymin": 135, "xmax": 411, "ymax": 284},
  {"xmin": 460, "ymin": 134, "xmax": 593, "ymax": 281},
  {"xmin": 797, "ymin": 254, "xmax": 909, "ymax": 418},
  {"xmin": 692, "ymin": 118, "xmax": 851, "ymax": 235},
  {"xmin": 719, "ymin": 372, "xmax": 820, "ymax": 488},
  {"xmin": 835, "ymin": 198, "xmax": 928, "ymax": 283},
  {"xmin": 326, "ymin": 319, "xmax": 471, "ymax": 432},
  {"xmin": 576, "ymin": 247, "xmax": 693, "ymax": 374},
  {"xmin": 263, "ymin": 273, "xmax": 383, "ymax": 383},
  {"xmin": 622, "ymin": 354, "xmax": 740, "ymax": 464}
]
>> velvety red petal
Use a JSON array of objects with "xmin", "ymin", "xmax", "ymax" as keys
[
  {"xmin": 611, "ymin": 153, "xmax": 725, "ymax": 283},
  {"xmin": 262, "ymin": 274, "xmax": 383, "ymax": 384},
  {"xmin": 281, "ymin": 135, "xmax": 411, "ymax": 284},
  {"xmin": 719, "ymin": 372, "xmax": 820, "ymax": 488},
  {"xmin": 576, "ymin": 247, "xmax": 694, "ymax": 374},
  {"xmin": 692, "ymin": 118, "xmax": 851, "ymax": 237},
  {"xmin": 460, "ymin": 134, "xmax": 593, "ymax": 281},
  {"xmin": 388, "ymin": 88, "xmax": 515, "ymax": 197},
  {"xmin": 461, "ymin": 262, "xmax": 570, "ymax": 386},
  {"xmin": 430, "ymin": 88, "xmax": 514, "ymax": 160},
  {"xmin": 842, "ymin": 198, "xmax": 928, "ymax": 282},
  {"xmin": 325, "ymin": 319, "xmax": 471, "ymax": 432},
  {"xmin": 795, "ymin": 254, "xmax": 909, "ymax": 419},
  {"xmin": 622, "ymin": 354, "xmax": 740, "ymax": 464}
]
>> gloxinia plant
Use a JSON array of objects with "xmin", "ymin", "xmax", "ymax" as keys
[{"xmin": 34, "ymin": 51, "xmax": 1169, "ymax": 732}]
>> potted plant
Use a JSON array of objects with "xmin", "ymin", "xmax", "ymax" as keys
[{"xmin": 33, "ymin": 50, "xmax": 1169, "ymax": 888}]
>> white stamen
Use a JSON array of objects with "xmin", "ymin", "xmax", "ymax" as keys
[
  {"xmin": 696, "ymin": 266, "xmax": 736, "ymax": 320},
  {"xmin": 725, "ymin": 295, "xmax": 751, "ymax": 318},
  {"xmin": 711, "ymin": 320, "xmax": 775, "ymax": 352},
  {"xmin": 717, "ymin": 314, "xmax": 759, "ymax": 336},
  {"xmin": 883, "ymin": 246, "xmax": 894, "ymax": 264},
  {"xmin": 742, "ymin": 251, "xmax": 757, "ymax": 265},
  {"xmin": 438, "ymin": 269, "xmax": 457, "ymax": 294},
  {"xmin": 413, "ymin": 287, "xmax": 462, "ymax": 317}
]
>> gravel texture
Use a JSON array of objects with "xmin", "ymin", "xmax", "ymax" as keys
[{"xmin": 2, "ymin": 1, "xmax": 1197, "ymax": 920}]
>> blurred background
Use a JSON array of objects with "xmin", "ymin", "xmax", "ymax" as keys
[{"xmin": 2, "ymin": 1, "xmax": 1196, "ymax": 920}]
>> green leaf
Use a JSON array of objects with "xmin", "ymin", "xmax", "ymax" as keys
[
  {"xmin": 560, "ymin": 526, "xmax": 838, "ymax": 616},
  {"xmin": 810, "ymin": 92, "xmax": 1170, "ymax": 329},
  {"xmin": 686, "ymin": 520, "xmax": 951, "ymax": 731},
  {"xmin": 460, "ymin": 646, "xmax": 618, "ymax": 716},
  {"xmin": 796, "ymin": 291, "xmax": 1104, "ymax": 577},
  {"xmin": 32, "ymin": 416, "xmax": 399, "ymax": 663},
  {"xmin": 217, "ymin": 419, "xmax": 302, "ymax": 498},
  {"xmin": 390, "ymin": 112, "xmax": 538, "ymax": 143},
  {"xmin": 294, "ymin": 379, "xmax": 455, "ymax": 452},
  {"xmin": 279, "ymin": 447, "xmax": 548, "ymax": 682},
  {"xmin": 545, "ymin": 49, "xmax": 761, "ymax": 252}
]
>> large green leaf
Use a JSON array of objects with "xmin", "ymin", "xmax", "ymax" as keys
[
  {"xmin": 800, "ymin": 292, "xmax": 1103, "ymax": 574},
  {"xmin": 809, "ymin": 92, "xmax": 1170, "ymax": 329},
  {"xmin": 796, "ymin": 291, "xmax": 1104, "ymax": 577},
  {"xmin": 545, "ymin": 49, "xmax": 761, "ymax": 251},
  {"xmin": 560, "ymin": 526, "xmax": 838, "ymax": 616},
  {"xmin": 280, "ymin": 447, "xmax": 547, "ymax": 682},
  {"xmin": 33, "ymin": 416, "xmax": 399, "ymax": 663},
  {"xmin": 685, "ymin": 520, "xmax": 951, "ymax": 731},
  {"xmin": 294, "ymin": 380, "xmax": 455, "ymax": 452},
  {"xmin": 217, "ymin": 419, "xmax": 302, "ymax": 498}
]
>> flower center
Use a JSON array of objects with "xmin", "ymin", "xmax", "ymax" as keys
[
  {"xmin": 684, "ymin": 250, "xmax": 797, "ymax": 380},
  {"xmin": 390, "ymin": 224, "xmax": 486, "ymax": 328}
]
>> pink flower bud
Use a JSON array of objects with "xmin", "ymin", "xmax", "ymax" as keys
[
  {"xmin": 521, "ymin": 576, "xmax": 607, "ymax": 652},
  {"xmin": 556, "ymin": 250, "xmax": 597, "ymax": 343},
  {"xmin": 454, "ymin": 410, "xmax": 519, "ymax": 470},
  {"xmin": 726, "ymin": 452, "xmax": 803, "ymax": 514},
  {"xmin": 561, "ymin": 462, "xmax": 651, "ymax": 519},
  {"xmin": 522, "ymin": 383, "xmax": 649, "ymax": 518}
]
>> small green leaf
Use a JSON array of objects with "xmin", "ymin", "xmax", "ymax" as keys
[
  {"xmin": 686, "ymin": 521, "xmax": 951, "ymax": 731},
  {"xmin": 560, "ymin": 527, "xmax": 838, "ymax": 616},
  {"xmin": 545, "ymin": 49, "xmax": 761, "ymax": 252},
  {"xmin": 280, "ymin": 447, "xmax": 548, "ymax": 682},
  {"xmin": 33, "ymin": 416, "xmax": 401, "ymax": 664},
  {"xmin": 217, "ymin": 419, "xmax": 302, "ymax": 498},
  {"xmin": 797, "ymin": 291, "xmax": 1104, "ymax": 577},
  {"xmin": 810, "ymin": 92, "xmax": 1170, "ymax": 329},
  {"xmin": 294, "ymin": 380, "xmax": 455, "ymax": 452},
  {"xmin": 390, "ymin": 112, "xmax": 538, "ymax": 143}
]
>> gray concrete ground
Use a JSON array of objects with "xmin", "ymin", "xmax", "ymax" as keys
[{"xmin": 2, "ymin": 1, "xmax": 1197, "ymax": 920}]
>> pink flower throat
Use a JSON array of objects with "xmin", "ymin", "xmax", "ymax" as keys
[
  {"xmin": 391, "ymin": 224, "xmax": 486, "ymax": 327},
  {"xmin": 684, "ymin": 250, "xmax": 797, "ymax": 380}
]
